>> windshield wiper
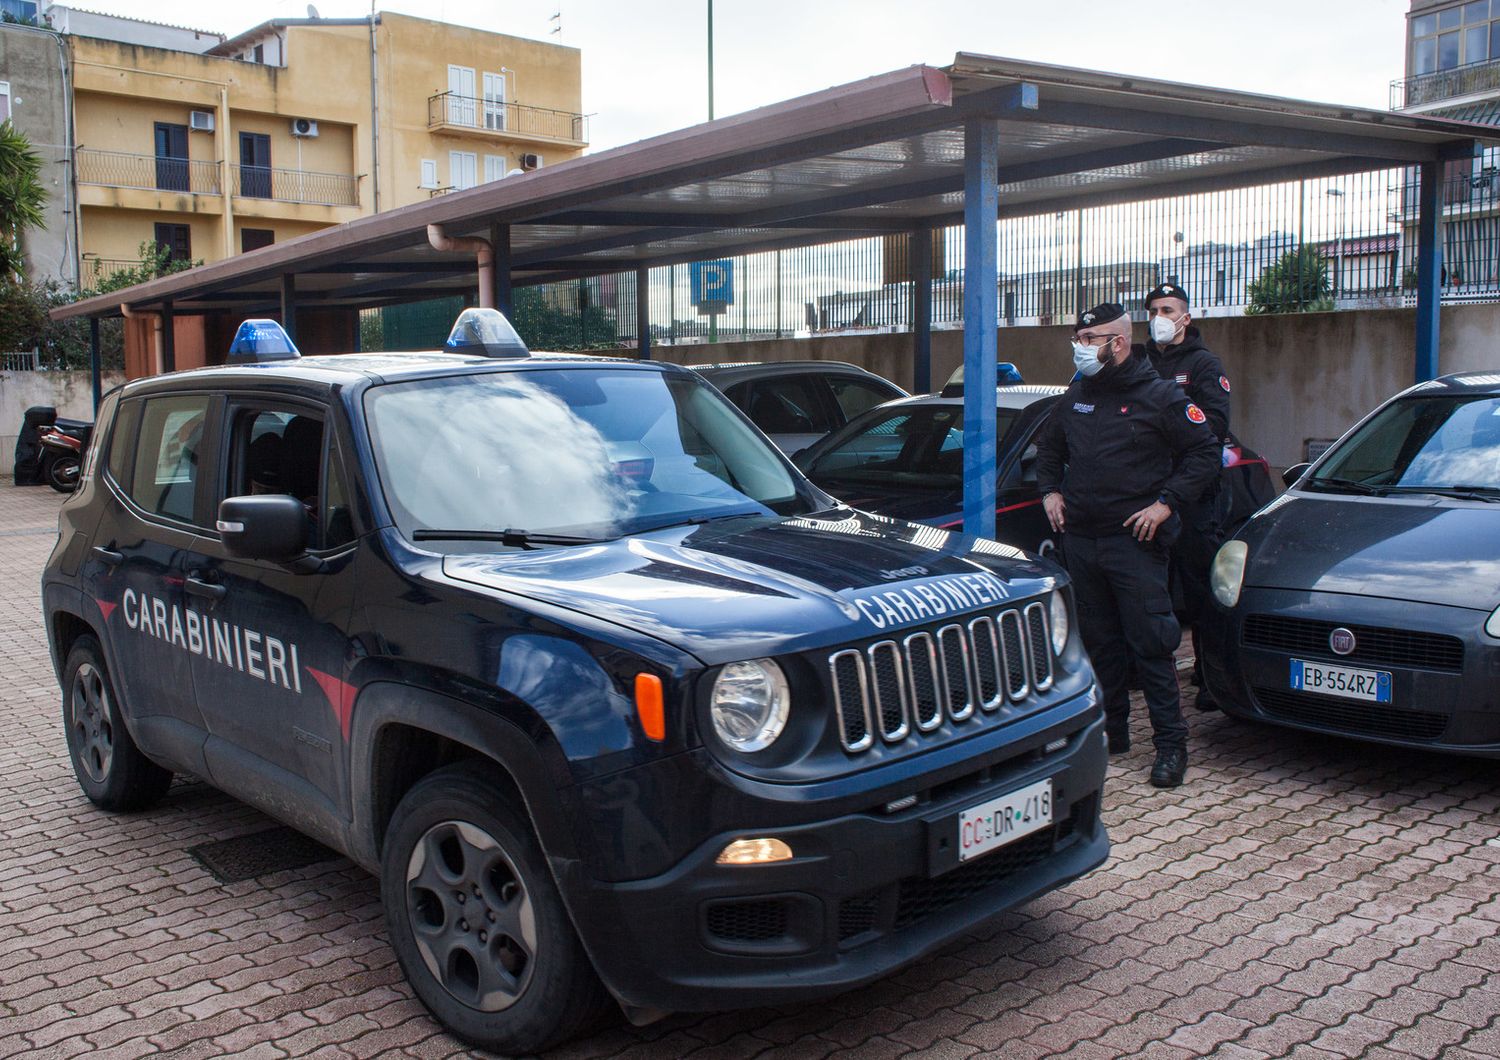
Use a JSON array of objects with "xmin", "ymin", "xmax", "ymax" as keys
[
  {"xmin": 411, "ymin": 528, "xmax": 602, "ymax": 548},
  {"xmin": 631, "ymin": 510, "xmax": 762, "ymax": 535},
  {"xmin": 1308, "ymin": 476, "xmax": 1387, "ymax": 495},
  {"xmin": 1383, "ymin": 485, "xmax": 1500, "ymax": 503}
]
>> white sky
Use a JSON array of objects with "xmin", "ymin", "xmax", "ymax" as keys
[{"xmin": 78, "ymin": 0, "xmax": 1413, "ymax": 153}]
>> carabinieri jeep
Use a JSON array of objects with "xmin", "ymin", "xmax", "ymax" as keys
[{"xmin": 42, "ymin": 310, "xmax": 1109, "ymax": 1053}]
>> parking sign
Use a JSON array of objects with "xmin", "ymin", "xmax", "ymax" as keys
[{"xmin": 690, "ymin": 259, "xmax": 734, "ymax": 311}]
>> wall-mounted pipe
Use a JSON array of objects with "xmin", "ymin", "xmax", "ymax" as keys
[{"xmin": 427, "ymin": 224, "xmax": 494, "ymax": 309}]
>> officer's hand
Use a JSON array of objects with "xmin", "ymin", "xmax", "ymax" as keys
[
  {"xmin": 1043, "ymin": 492, "xmax": 1066, "ymax": 532},
  {"xmin": 1124, "ymin": 500, "xmax": 1172, "ymax": 541}
]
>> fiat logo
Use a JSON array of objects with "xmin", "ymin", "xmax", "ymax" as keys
[{"xmin": 1329, "ymin": 628, "xmax": 1357, "ymax": 655}]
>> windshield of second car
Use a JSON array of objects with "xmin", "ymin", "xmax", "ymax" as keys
[
  {"xmin": 1310, "ymin": 394, "xmax": 1500, "ymax": 493},
  {"xmin": 365, "ymin": 367, "xmax": 814, "ymax": 539},
  {"xmin": 805, "ymin": 406, "xmax": 1023, "ymax": 489}
]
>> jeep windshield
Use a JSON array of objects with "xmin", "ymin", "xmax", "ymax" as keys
[
  {"xmin": 365, "ymin": 366, "xmax": 822, "ymax": 543},
  {"xmin": 1307, "ymin": 394, "xmax": 1500, "ymax": 497}
]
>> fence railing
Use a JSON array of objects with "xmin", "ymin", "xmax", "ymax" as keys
[
  {"xmin": 76, "ymin": 148, "xmax": 221, "ymax": 195},
  {"xmin": 80, "ymin": 257, "xmax": 148, "ymax": 287},
  {"xmin": 230, "ymin": 165, "xmax": 359, "ymax": 206},
  {"xmin": 426, "ymin": 93, "xmax": 588, "ymax": 143},
  {"xmin": 1391, "ymin": 59, "xmax": 1500, "ymax": 109},
  {"xmin": 1, "ymin": 350, "xmax": 39, "ymax": 372}
]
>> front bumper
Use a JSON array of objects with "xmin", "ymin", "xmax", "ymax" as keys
[
  {"xmin": 554, "ymin": 691, "xmax": 1107, "ymax": 1012},
  {"xmin": 1203, "ymin": 587, "xmax": 1500, "ymax": 756}
]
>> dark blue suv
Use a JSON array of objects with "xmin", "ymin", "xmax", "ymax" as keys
[{"xmin": 42, "ymin": 312, "xmax": 1108, "ymax": 1054}]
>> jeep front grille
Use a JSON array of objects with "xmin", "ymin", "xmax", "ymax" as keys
[{"xmin": 829, "ymin": 601, "xmax": 1056, "ymax": 753}]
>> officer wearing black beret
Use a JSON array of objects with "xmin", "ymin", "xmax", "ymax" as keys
[
  {"xmin": 1034, "ymin": 303, "xmax": 1221, "ymax": 788},
  {"xmin": 1144, "ymin": 283, "xmax": 1232, "ymax": 711}
]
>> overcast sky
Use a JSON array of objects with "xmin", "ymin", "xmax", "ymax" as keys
[{"xmin": 81, "ymin": 0, "xmax": 1412, "ymax": 153}]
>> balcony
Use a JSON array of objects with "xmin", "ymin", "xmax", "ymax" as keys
[
  {"xmin": 229, "ymin": 165, "xmax": 358, "ymax": 206},
  {"xmin": 1391, "ymin": 59, "xmax": 1500, "ymax": 110},
  {"xmin": 76, "ymin": 148, "xmax": 221, "ymax": 194},
  {"xmin": 426, "ymin": 93, "xmax": 588, "ymax": 146}
]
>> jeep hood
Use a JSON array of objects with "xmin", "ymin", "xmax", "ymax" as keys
[{"xmin": 442, "ymin": 510, "xmax": 1061, "ymax": 663}]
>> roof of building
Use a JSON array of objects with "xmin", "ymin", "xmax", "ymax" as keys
[
  {"xmin": 52, "ymin": 53, "xmax": 1500, "ymax": 325},
  {"xmin": 205, "ymin": 17, "xmax": 376, "ymax": 55},
  {"xmin": 49, "ymin": 4, "xmax": 224, "ymax": 39}
]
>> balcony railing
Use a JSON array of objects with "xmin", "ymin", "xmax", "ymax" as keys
[
  {"xmin": 76, "ymin": 148, "xmax": 221, "ymax": 194},
  {"xmin": 1391, "ymin": 59, "xmax": 1500, "ymax": 109},
  {"xmin": 230, "ymin": 165, "xmax": 359, "ymax": 206},
  {"xmin": 80, "ymin": 257, "xmax": 148, "ymax": 285},
  {"xmin": 427, "ymin": 93, "xmax": 588, "ymax": 143}
]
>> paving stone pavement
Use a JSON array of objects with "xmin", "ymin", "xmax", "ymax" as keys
[{"xmin": 3, "ymin": 484, "xmax": 1500, "ymax": 1059}]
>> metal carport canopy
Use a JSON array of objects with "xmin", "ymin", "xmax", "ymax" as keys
[{"xmin": 53, "ymin": 53, "xmax": 1499, "ymax": 537}]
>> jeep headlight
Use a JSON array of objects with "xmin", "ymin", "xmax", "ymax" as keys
[
  {"xmin": 710, "ymin": 659, "xmax": 790, "ymax": 752},
  {"xmin": 1211, "ymin": 541, "xmax": 1249, "ymax": 608},
  {"xmin": 1049, "ymin": 590, "xmax": 1069, "ymax": 656},
  {"xmin": 1486, "ymin": 605, "xmax": 1500, "ymax": 639}
]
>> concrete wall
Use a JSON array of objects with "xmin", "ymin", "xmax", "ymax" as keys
[
  {"xmin": 654, "ymin": 303, "xmax": 1500, "ymax": 469},
  {"xmin": 0, "ymin": 370, "xmax": 123, "ymax": 478},
  {"xmin": 0, "ymin": 22, "xmax": 74, "ymax": 286}
]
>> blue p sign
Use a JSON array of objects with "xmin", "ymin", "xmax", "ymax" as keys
[{"xmin": 691, "ymin": 259, "xmax": 734, "ymax": 307}]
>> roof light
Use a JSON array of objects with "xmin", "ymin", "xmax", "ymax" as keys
[
  {"xmin": 227, "ymin": 318, "xmax": 300, "ymax": 363},
  {"xmin": 997, "ymin": 361, "xmax": 1024, "ymax": 386},
  {"xmin": 444, "ymin": 307, "xmax": 529, "ymax": 359}
]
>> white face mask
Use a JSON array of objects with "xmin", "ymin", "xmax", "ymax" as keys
[
  {"xmin": 1150, "ymin": 314, "xmax": 1184, "ymax": 345},
  {"xmin": 1072, "ymin": 339, "xmax": 1107, "ymax": 377}
]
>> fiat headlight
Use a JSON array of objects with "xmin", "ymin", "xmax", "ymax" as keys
[
  {"xmin": 1049, "ymin": 590, "xmax": 1069, "ymax": 656},
  {"xmin": 710, "ymin": 659, "xmax": 790, "ymax": 752},
  {"xmin": 1486, "ymin": 605, "xmax": 1500, "ymax": 639},
  {"xmin": 1211, "ymin": 541, "xmax": 1249, "ymax": 608}
]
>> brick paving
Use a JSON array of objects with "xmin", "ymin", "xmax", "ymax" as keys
[{"xmin": 3, "ymin": 484, "xmax": 1500, "ymax": 1059}]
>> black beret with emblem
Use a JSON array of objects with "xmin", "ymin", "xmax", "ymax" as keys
[
  {"xmin": 1145, "ymin": 283, "xmax": 1190, "ymax": 310},
  {"xmin": 1074, "ymin": 302, "xmax": 1127, "ymax": 332}
]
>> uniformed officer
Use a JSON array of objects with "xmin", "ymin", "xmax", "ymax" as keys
[
  {"xmin": 1145, "ymin": 283, "xmax": 1232, "ymax": 712},
  {"xmin": 1036, "ymin": 303, "xmax": 1220, "ymax": 788}
]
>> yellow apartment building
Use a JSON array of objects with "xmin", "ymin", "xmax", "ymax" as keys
[{"xmin": 68, "ymin": 11, "xmax": 585, "ymax": 284}]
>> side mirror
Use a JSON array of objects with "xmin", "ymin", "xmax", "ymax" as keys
[
  {"xmin": 217, "ymin": 495, "xmax": 309, "ymax": 562},
  {"xmin": 1282, "ymin": 463, "xmax": 1311, "ymax": 486}
]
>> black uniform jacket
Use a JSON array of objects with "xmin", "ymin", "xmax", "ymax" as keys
[
  {"xmin": 1034, "ymin": 349, "xmax": 1222, "ymax": 539},
  {"xmin": 1146, "ymin": 326, "xmax": 1231, "ymax": 443}
]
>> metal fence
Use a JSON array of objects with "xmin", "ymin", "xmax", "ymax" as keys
[
  {"xmin": 502, "ymin": 160, "xmax": 1500, "ymax": 350},
  {"xmin": 228, "ymin": 165, "xmax": 359, "ymax": 206},
  {"xmin": 76, "ymin": 148, "xmax": 221, "ymax": 195},
  {"xmin": 427, "ymin": 93, "xmax": 589, "ymax": 143}
]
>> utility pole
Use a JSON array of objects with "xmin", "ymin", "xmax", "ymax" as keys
[{"xmin": 707, "ymin": 0, "xmax": 715, "ymax": 121}]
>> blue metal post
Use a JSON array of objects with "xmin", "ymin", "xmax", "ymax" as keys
[
  {"xmin": 912, "ymin": 227, "xmax": 933, "ymax": 394},
  {"xmin": 1414, "ymin": 160, "xmax": 1442, "ymax": 382},
  {"xmin": 962, "ymin": 119, "xmax": 999, "ymax": 539},
  {"xmin": 636, "ymin": 263, "xmax": 651, "ymax": 360},
  {"xmin": 490, "ymin": 223, "xmax": 513, "ymax": 317},
  {"xmin": 89, "ymin": 317, "xmax": 101, "ymax": 414}
]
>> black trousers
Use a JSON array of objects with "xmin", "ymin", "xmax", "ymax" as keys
[
  {"xmin": 1063, "ymin": 530, "xmax": 1187, "ymax": 753},
  {"xmin": 1171, "ymin": 493, "xmax": 1226, "ymax": 686}
]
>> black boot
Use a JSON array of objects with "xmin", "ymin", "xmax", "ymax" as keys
[
  {"xmin": 1107, "ymin": 730, "xmax": 1131, "ymax": 755},
  {"xmin": 1194, "ymin": 687, "xmax": 1220, "ymax": 712},
  {"xmin": 1150, "ymin": 748, "xmax": 1187, "ymax": 788}
]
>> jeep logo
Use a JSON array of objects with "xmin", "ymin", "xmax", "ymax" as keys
[{"xmin": 879, "ymin": 565, "xmax": 930, "ymax": 581}]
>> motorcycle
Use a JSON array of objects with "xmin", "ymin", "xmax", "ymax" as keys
[{"xmin": 38, "ymin": 420, "xmax": 91, "ymax": 494}]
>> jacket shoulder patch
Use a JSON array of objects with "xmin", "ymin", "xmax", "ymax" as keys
[
  {"xmin": 1219, "ymin": 375, "xmax": 1232, "ymax": 393},
  {"xmin": 1185, "ymin": 404, "xmax": 1207, "ymax": 424}
]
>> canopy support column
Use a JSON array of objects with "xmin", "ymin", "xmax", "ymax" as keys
[
  {"xmin": 1414, "ymin": 159, "xmax": 1443, "ymax": 383},
  {"xmin": 637, "ymin": 263, "xmax": 652, "ymax": 359},
  {"xmin": 160, "ymin": 300, "xmax": 175, "ymax": 373},
  {"xmin": 912, "ymin": 227, "xmax": 933, "ymax": 394},
  {"xmin": 962, "ymin": 118, "xmax": 999, "ymax": 539},
  {"xmin": 280, "ymin": 275, "xmax": 297, "ymax": 345},
  {"xmin": 89, "ymin": 318, "xmax": 101, "ymax": 413},
  {"xmin": 490, "ymin": 222, "xmax": 513, "ymax": 317}
]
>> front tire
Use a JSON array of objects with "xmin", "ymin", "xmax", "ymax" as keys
[
  {"xmin": 45, "ymin": 453, "xmax": 80, "ymax": 493},
  {"xmin": 380, "ymin": 761, "xmax": 610, "ymax": 1054},
  {"xmin": 62, "ymin": 634, "xmax": 173, "ymax": 810}
]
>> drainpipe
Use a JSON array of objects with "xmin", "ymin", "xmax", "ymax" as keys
[
  {"xmin": 368, "ymin": 12, "xmax": 381, "ymax": 213},
  {"xmin": 220, "ymin": 86, "xmax": 234, "ymax": 257},
  {"xmin": 427, "ymin": 224, "xmax": 493, "ymax": 308},
  {"xmin": 119, "ymin": 303, "xmax": 162, "ymax": 375}
]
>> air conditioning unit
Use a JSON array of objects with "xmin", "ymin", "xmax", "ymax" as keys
[
  {"xmin": 189, "ymin": 110, "xmax": 215, "ymax": 133},
  {"xmin": 290, "ymin": 118, "xmax": 319, "ymax": 138},
  {"xmin": 519, "ymin": 152, "xmax": 543, "ymax": 171}
]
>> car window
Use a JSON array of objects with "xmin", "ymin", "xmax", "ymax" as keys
[
  {"xmin": 127, "ymin": 395, "xmax": 210, "ymax": 524},
  {"xmin": 807, "ymin": 406, "xmax": 1023, "ymax": 488},
  {"xmin": 829, "ymin": 377, "xmax": 900, "ymax": 422},
  {"xmin": 105, "ymin": 398, "xmax": 141, "ymax": 486},
  {"xmin": 745, "ymin": 377, "xmax": 832, "ymax": 435},
  {"xmin": 1313, "ymin": 395, "xmax": 1500, "ymax": 490},
  {"xmin": 225, "ymin": 405, "xmax": 335, "ymax": 548}
]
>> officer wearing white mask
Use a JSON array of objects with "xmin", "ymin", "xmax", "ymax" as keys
[
  {"xmin": 1035, "ymin": 303, "xmax": 1220, "ymax": 789},
  {"xmin": 1144, "ymin": 283, "xmax": 1232, "ymax": 712}
]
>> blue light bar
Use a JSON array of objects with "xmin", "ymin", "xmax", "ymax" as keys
[
  {"xmin": 444, "ymin": 307, "xmax": 529, "ymax": 359},
  {"xmin": 997, "ymin": 361, "xmax": 1024, "ymax": 386},
  {"xmin": 227, "ymin": 319, "xmax": 300, "ymax": 362}
]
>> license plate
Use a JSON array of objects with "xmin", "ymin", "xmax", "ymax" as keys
[
  {"xmin": 957, "ymin": 778, "xmax": 1053, "ymax": 863},
  {"xmin": 1289, "ymin": 658, "xmax": 1392, "ymax": 703}
]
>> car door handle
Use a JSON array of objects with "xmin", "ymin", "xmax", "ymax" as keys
[
  {"xmin": 91, "ymin": 546, "xmax": 123, "ymax": 567},
  {"xmin": 185, "ymin": 574, "xmax": 227, "ymax": 601}
]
